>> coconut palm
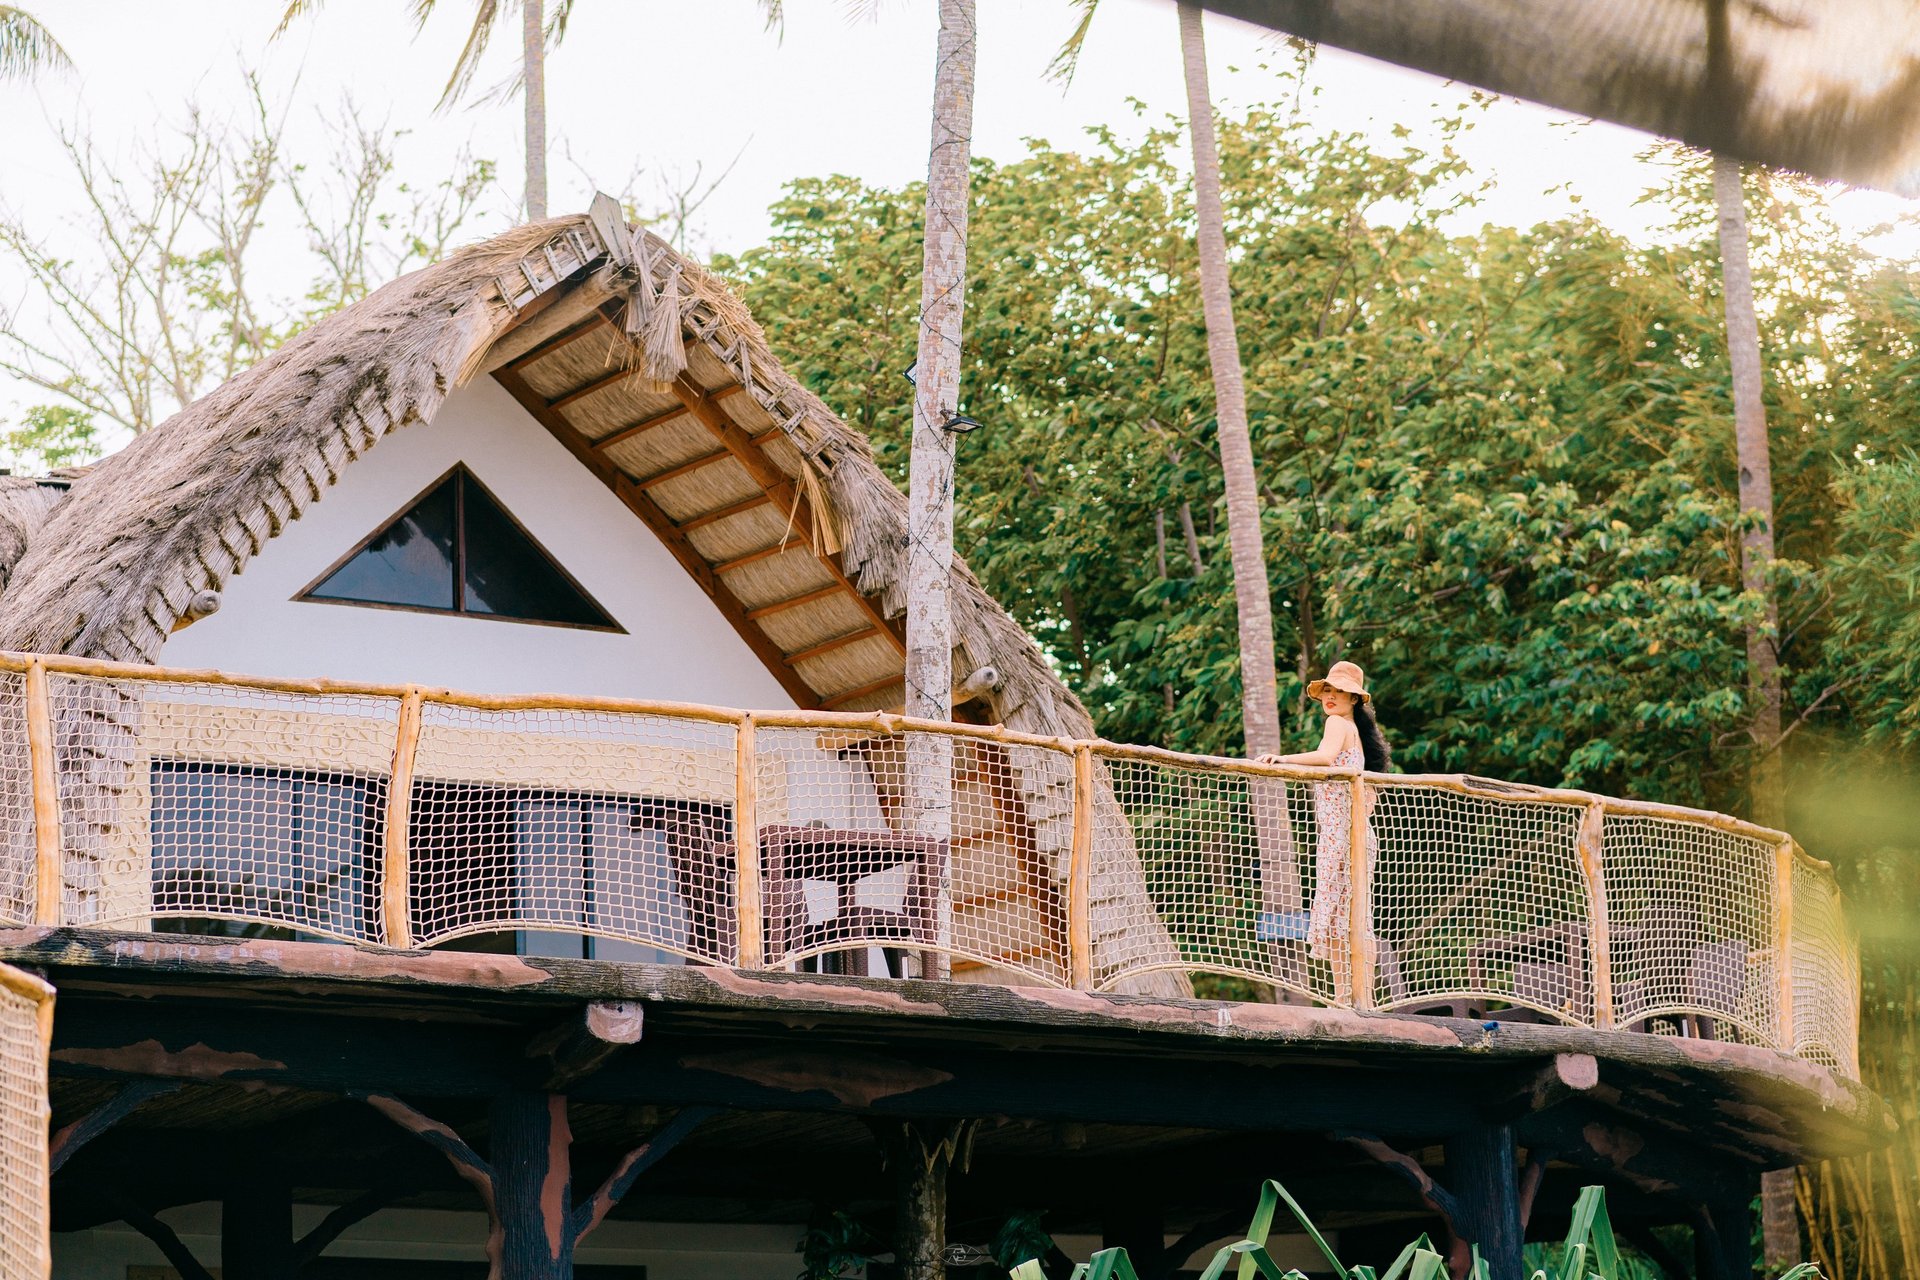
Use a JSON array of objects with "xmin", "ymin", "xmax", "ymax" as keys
[
  {"xmin": 1054, "ymin": 1, "xmax": 1282, "ymax": 758},
  {"xmin": 276, "ymin": 0, "xmax": 574, "ymax": 220},
  {"xmin": 0, "ymin": 6, "xmax": 70, "ymax": 80}
]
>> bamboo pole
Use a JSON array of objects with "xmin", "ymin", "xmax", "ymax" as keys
[
  {"xmin": 382, "ymin": 688, "xmax": 424, "ymax": 949},
  {"xmin": 1777, "ymin": 838, "xmax": 1798, "ymax": 1053},
  {"xmin": 1347, "ymin": 775, "xmax": 1374, "ymax": 1011},
  {"xmin": 1068, "ymin": 744, "xmax": 1094, "ymax": 990},
  {"xmin": 735, "ymin": 714, "xmax": 764, "ymax": 969},
  {"xmin": 1577, "ymin": 802, "xmax": 1613, "ymax": 1030},
  {"xmin": 24, "ymin": 661, "xmax": 61, "ymax": 927}
]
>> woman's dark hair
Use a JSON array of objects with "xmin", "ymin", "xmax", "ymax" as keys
[{"xmin": 1353, "ymin": 700, "xmax": 1392, "ymax": 773}]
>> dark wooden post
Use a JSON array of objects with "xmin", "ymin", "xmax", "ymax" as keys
[
  {"xmin": 491, "ymin": 1089, "xmax": 575, "ymax": 1280},
  {"xmin": 222, "ymin": 1167, "xmax": 295, "ymax": 1280},
  {"xmin": 1696, "ymin": 1192, "xmax": 1756, "ymax": 1280},
  {"xmin": 1101, "ymin": 1195, "xmax": 1166, "ymax": 1278},
  {"xmin": 886, "ymin": 1120, "xmax": 975, "ymax": 1280},
  {"xmin": 1444, "ymin": 1124, "xmax": 1522, "ymax": 1280}
]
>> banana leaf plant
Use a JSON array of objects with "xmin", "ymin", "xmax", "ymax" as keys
[{"xmin": 1008, "ymin": 1180, "xmax": 1825, "ymax": 1280}]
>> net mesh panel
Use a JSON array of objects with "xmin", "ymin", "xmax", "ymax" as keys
[
  {"xmin": 409, "ymin": 703, "xmax": 738, "ymax": 961},
  {"xmin": 753, "ymin": 726, "xmax": 1073, "ymax": 985},
  {"xmin": 1369, "ymin": 785, "xmax": 1589, "ymax": 1019},
  {"xmin": 0, "ymin": 674, "xmax": 32, "ymax": 925},
  {"xmin": 0, "ymin": 971, "xmax": 48, "ymax": 1280},
  {"xmin": 51, "ymin": 675, "xmax": 398, "ymax": 941},
  {"xmin": 1602, "ymin": 815, "xmax": 1778, "ymax": 1046},
  {"xmin": 1093, "ymin": 756, "xmax": 1326, "ymax": 1000},
  {"xmin": 1792, "ymin": 857, "xmax": 1859, "ymax": 1077}
]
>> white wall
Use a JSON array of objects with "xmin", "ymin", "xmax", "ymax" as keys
[{"xmin": 161, "ymin": 379, "xmax": 795, "ymax": 709}]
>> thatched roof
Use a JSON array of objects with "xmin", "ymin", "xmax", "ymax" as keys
[
  {"xmin": 0, "ymin": 476, "xmax": 72, "ymax": 595},
  {"xmin": 1205, "ymin": 0, "xmax": 1920, "ymax": 195},
  {"xmin": 0, "ymin": 208, "xmax": 1092, "ymax": 741}
]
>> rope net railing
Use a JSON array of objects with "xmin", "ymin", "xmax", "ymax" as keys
[
  {"xmin": 0, "ymin": 966, "xmax": 50, "ymax": 1280},
  {"xmin": 0, "ymin": 654, "xmax": 1860, "ymax": 1077}
]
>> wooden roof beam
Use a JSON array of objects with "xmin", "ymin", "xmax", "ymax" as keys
[
  {"xmin": 491, "ymin": 368, "xmax": 821, "ymax": 708},
  {"xmin": 818, "ymin": 675, "xmax": 905, "ymax": 711},
  {"xmin": 783, "ymin": 627, "xmax": 884, "ymax": 665},
  {"xmin": 713, "ymin": 541, "xmax": 807, "ymax": 575},
  {"xmin": 677, "ymin": 493, "xmax": 772, "ymax": 533},
  {"xmin": 635, "ymin": 449, "xmax": 735, "ymax": 491},
  {"xmin": 500, "ymin": 312, "xmax": 613, "ymax": 376},
  {"xmin": 745, "ymin": 584, "xmax": 842, "ymax": 621},
  {"xmin": 669, "ymin": 375, "xmax": 906, "ymax": 656}
]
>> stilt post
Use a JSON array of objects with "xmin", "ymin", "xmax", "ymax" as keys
[
  {"xmin": 1444, "ymin": 1123, "xmax": 1523, "ymax": 1280},
  {"xmin": 491, "ymin": 1089, "xmax": 574, "ymax": 1280}
]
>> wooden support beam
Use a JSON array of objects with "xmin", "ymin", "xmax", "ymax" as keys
[
  {"xmin": 570, "ymin": 1106, "xmax": 716, "ymax": 1244},
  {"xmin": 501, "ymin": 313, "xmax": 612, "ymax": 376},
  {"xmin": 635, "ymin": 449, "xmax": 734, "ymax": 490},
  {"xmin": 548, "ymin": 365, "xmax": 645, "ymax": 413},
  {"xmin": 784, "ymin": 627, "xmax": 884, "ymax": 665},
  {"xmin": 49, "ymin": 1078, "xmax": 180, "ymax": 1173},
  {"xmin": 107, "ymin": 1188, "xmax": 217, "ymax": 1280},
  {"xmin": 713, "ymin": 541, "xmax": 806, "ymax": 575},
  {"xmin": 745, "ymin": 584, "xmax": 842, "ymax": 621},
  {"xmin": 295, "ymin": 1183, "xmax": 405, "ymax": 1267},
  {"xmin": 1340, "ymin": 1133, "xmax": 1468, "ymax": 1275},
  {"xmin": 677, "ymin": 493, "xmax": 772, "ymax": 533},
  {"xmin": 819, "ymin": 675, "xmax": 905, "ymax": 711},
  {"xmin": 591, "ymin": 405, "xmax": 691, "ymax": 453},
  {"xmin": 670, "ymin": 375, "xmax": 906, "ymax": 655},
  {"xmin": 526, "ymin": 1000, "xmax": 644, "ymax": 1090},
  {"xmin": 1444, "ymin": 1124, "xmax": 1523, "ymax": 1280},
  {"xmin": 880, "ymin": 1120, "xmax": 976, "ymax": 1280},
  {"xmin": 494, "ymin": 368, "xmax": 821, "ymax": 709},
  {"xmin": 492, "ymin": 1090, "xmax": 575, "ymax": 1280}
]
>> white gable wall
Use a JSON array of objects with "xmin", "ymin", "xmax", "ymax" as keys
[{"xmin": 161, "ymin": 378, "xmax": 796, "ymax": 708}]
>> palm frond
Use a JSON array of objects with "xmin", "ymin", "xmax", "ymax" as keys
[
  {"xmin": 756, "ymin": 0, "xmax": 784, "ymax": 37},
  {"xmin": 0, "ymin": 6, "xmax": 72, "ymax": 80},
  {"xmin": 271, "ymin": 0, "xmax": 327, "ymax": 40},
  {"xmin": 544, "ymin": 0, "xmax": 574, "ymax": 47},
  {"xmin": 1045, "ymin": 0, "xmax": 1101, "ymax": 88},
  {"xmin": 435, "ymin": 0, "xmax": 504, "ymax": 111}
]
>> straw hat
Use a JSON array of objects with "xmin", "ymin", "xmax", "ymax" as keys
[{"xmin": 1307, "ymin": 661, "xmax": 1371, "ymax": 704}]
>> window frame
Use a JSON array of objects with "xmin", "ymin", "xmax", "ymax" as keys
[{"xmin": 295, "ymin": 462, "xmax": 626, "ymax": 633}]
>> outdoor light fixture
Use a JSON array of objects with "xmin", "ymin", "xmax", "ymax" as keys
[
  {"xmin": 902, "ymin": 361, "xmax": 916, "ymax": 385},
  {"xmin": 944, "ymin": 414, "xmax": 982, "ymax": 433}
]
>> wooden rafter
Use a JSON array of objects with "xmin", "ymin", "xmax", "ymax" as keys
[
  {"xmin": 669, "ymin": 375, "xmax": 906, "ymax": 655},
  {"xmin": 819, "ymin": 675, "xmax": 904, "ymax": 710},
  {"xmin": 501, "ymin": 313, "xmax": 612, "ymax": 376},
  {"xmin": 713, "ymin": 540, "xmax": 806, "ymax": 575},
  {"xmin": 492, "ymin": 368, "xmax": 823, "ymax": 708},
  {"xmin": 746, "ymin": 584, "xmax": 842, "ymax": 621},
  {"xmin": 678, "ymin": 493, "xmax": 772, "ymax": 532},
  {"xmin": 591, "ymin": 405, "xmax": 691, "ymax": 453},
  {"xmin": 636, "ymin": 449, "xmax": 735, "ymax": 490},
  {"xmin": 783, "ymin": 626, "xmax": 883, "ymax": 665}
]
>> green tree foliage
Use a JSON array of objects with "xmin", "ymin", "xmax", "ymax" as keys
[
  {"xmin": 722, "ymin": 101, "xmax": 1920, "ymax": 1272},
  {"xmin": 0, "ymin": 405, "xmax": 96, "ymax": 472}
]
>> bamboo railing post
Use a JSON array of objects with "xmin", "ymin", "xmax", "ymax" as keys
[
  {"xmin": 1776, "ymin": 839, "xmax": 1797, "ymax": 1053},
  {"xmin": 1578, "ymin": 802, "xmax": 1612, "ymax": 1030},
  {"xmin": 1068, "ymin": 744, "xmax": 1094, "ymax": 991},
  {"xmin": 1346, "ymin": 775, "xmax": 1374, "ymax": 1011},
  {"xmin": 382, "ymin": 688, "xmax": 424, "ymax": 949},
  {"xmin": 24, "ymin": 661, "xmax": 61, "ymax": 927},
  {"xmin": 735, "ymin": 714, "xmax": 764, "ymax": 970}
]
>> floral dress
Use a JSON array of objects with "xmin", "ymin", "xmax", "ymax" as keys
[{"xmin": 1308, "ymin": 743, "xmax": 1373, "ymax": 961}]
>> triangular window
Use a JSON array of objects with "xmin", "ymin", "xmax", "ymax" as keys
[{"xmin": 300, "ymin": 465, "xmax": 621, "ymax": 631}]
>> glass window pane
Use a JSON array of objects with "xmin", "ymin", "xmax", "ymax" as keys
[
  {"xmin": 460, "ymin": 473, "xmax": 616, "ymax": 627},
  {"xmin": 308, "ymin": 475, "xmax": 457, "ymax": 610}
]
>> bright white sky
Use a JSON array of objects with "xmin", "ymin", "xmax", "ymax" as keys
[{"xmin": 4, "ymin": 0, "xmax": 1918, "ymax": 437}]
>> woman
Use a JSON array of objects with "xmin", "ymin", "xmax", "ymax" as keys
[{"xmin": 1258, "ymin": 661, "xmax": 1391, "ymax": 967}]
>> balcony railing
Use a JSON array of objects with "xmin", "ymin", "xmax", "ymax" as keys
[{"xmin": 0, "ymin": 653, "xmax": 1861, "ymax": 1078}]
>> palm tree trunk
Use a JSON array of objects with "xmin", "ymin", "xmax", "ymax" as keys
[
  {"xmin": 906, "ymin": 0, "xmax": 975, "ymax": 985},
  {"xmin": 522, "ymin": 0, "xmax": 548, "ymax": 219},
  {"xmin": 1715, "ymin": 152, "xmax": 1796, "ymax": 1268},
  {"xmin": 1177, "ymin": 2, "xmax": 1280, "ymax": 760}
]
